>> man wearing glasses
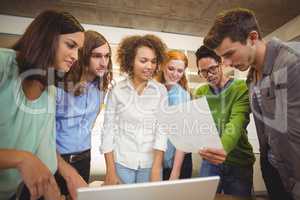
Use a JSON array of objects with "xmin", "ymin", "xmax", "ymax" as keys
[{"xmin": 194, "ymin": 45, "xmax": 255, "ymax": 198}]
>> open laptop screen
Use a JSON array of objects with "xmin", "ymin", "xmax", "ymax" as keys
[{"xmin": 78, "ymin": 176, "xmax": 219, "ymax": 200}]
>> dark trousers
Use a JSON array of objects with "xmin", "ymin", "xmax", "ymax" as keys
[
  {"xmin": 199, "ymin": 160, "xmax": 253, "ymax": 198},
  {"xmin": 14, "ymin": 184, "xmax": 39, "ymax": 200},
  {"xmin": 163, "ymin": 153, "xmax": 192, "ymax": 180},
  {"xmin": 260, "ymin": 156, "xmax": 293, "ymax": 200},
  {"xmin": 55, "ymin": 150, "xmax": 91, "ymax": 196}
]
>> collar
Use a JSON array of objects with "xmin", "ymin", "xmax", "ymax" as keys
[
  {"xmin": 209, "ymin": 78, "xmax": 233, "ymax": 95},
  {"xmin": 247, "ymin": 38, "xmax": 282, "ymax": 85},
  {"xmin": 119, "ymin": 77, "xmax": 157, "ymax": 90},
  {"xmin": 262, "ymin": 37, "xmax": 283, "ymax": 76}
]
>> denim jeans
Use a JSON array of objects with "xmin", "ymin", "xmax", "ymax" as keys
[
  {"xmin": 199, "ymin": 160, "xmax": 253, "ymax": 198},
  {"xmin": 164, "ymin": 140, "xmax": 176, "ymax": 168},
  {"xmin": 115, "ymin": 163, "xmax": 160, "ymax": 184}
]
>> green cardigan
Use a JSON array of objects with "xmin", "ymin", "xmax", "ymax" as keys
[{"xmin": 194, "ymin": 79, "xmax": 255, "ymax": 167}]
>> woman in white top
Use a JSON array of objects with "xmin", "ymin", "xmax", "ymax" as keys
[{"xmin": 101, "ymin": 34, "xmax": 168, "ymax": 184}]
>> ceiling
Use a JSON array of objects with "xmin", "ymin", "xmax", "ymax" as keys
[{"xmin": 1, "ymin": 0, "xmax": 300, "ymax": 37}]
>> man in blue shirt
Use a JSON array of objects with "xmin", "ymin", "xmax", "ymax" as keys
[{"xmin": 55, "ymin": 30, "xmax": 113, "ymax": 198}]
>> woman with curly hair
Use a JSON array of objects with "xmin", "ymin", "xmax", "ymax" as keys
[
  {"xmin": 101, "ymin": 34, "xmax": 168, "ymax": 185},
  {"xmin": 155, "ymin": 50, "xmax": 193, "ymax": 180}
]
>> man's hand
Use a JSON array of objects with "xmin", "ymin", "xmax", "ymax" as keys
[
  {"xmin": 199, "ymin": 148, "xmax": 227, "ymax": 165},
  {"xmin": 61, "ymin": 165, "xmax": 87, "ymax": 200},
  {"xmin": 57, "ymin": 154, "xmax": 87, "ymax": 200}
]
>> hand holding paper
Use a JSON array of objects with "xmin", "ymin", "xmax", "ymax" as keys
[
  {"xmin": 199, "ymin": 148, "xmax": 227, "ymax": 164},
  {"xmin": 156, "ymin": 97, "xmax": 224, "ymax": 153}
]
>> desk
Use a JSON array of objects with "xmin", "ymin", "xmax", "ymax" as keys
[{"xmin": 215, "ymin": 194, "xmax": 252, "ymax": 200}]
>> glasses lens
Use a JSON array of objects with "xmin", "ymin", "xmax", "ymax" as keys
[
  {"xmin": 198, "ymin": 64, "xmax": 219, "ymax": 78},
  {"xmin": 198, "ymin": 69, "xmax": 207, "ymax": 78},
  {"xmin": 210, "ymin": 65, "xmax": 218, "ymax": 72},
  {"xmin": 202, "ymin": 71, "xmax": 208, "ymax": 78}
]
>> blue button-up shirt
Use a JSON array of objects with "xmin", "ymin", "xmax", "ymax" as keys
[
  {"xmin": 56, "ymin": 81, "xmax": 103, "ymax": 154},
  {"xmin": 164, "ymin": 83, "xmax": 191, "ymax": 168}
]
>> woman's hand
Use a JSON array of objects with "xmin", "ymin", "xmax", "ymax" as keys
[
  {"xmin": 103, "ymin": 171, "xmax": 121, "ymax": 185},
  {"xmin": 17, "ymin": 151, "xmax": 55, "ymax": 200}
]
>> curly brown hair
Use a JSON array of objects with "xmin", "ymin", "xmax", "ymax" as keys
[{"xmin": 117, "ymin": 34, "xmax": 167, "ymax": 75}]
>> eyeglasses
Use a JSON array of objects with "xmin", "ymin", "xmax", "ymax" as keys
[{"xmin": 197, "ymin": 64, "xmax": 219, "ymax": 78}]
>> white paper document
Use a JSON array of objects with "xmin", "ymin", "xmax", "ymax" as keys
[{"xmin": 156, "ymin": 97, "xmax": 223, "ymax": 153}]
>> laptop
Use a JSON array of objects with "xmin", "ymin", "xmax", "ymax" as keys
[{"xmin": 78, "ymin": 176, "xmax": 219, "ymax": 200}]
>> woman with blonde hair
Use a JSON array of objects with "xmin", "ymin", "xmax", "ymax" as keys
[{"xmin": 156, "ymin": 50, "xmax": 193, "ymax": 180}]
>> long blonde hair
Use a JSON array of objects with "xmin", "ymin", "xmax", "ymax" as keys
[{"xmin": 156, "ymin": 50, "xmax": 189, "ymax": 91}]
